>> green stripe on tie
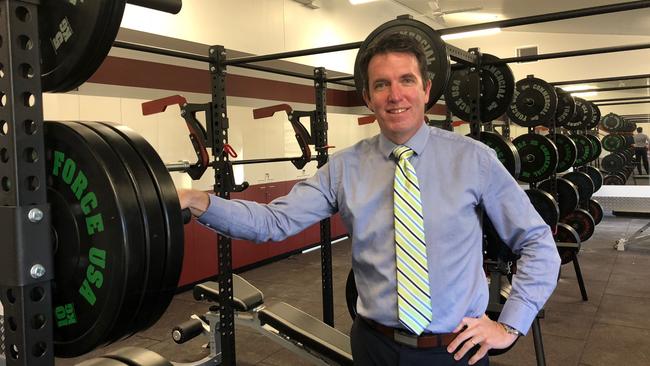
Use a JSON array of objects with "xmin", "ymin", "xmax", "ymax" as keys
[{"xmin": 393, "ymin": 145, "xmax": 432, "ymax": 335}]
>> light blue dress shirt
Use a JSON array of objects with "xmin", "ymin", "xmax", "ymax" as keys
[{"xmin": 198, "ymin": 123, "xmax": 561, "ymax": 335}]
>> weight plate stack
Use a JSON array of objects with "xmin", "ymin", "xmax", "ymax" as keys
[
  {"xmin": 102, "ymin": 122, "xmax": 185, "ymax": 332},
  {"xmin": 72, "ymin": 121, "xmax": 170, "ymax": 341},
  {"xmin": 585, "ymin": 102, "xmax": 601, "ymax": 130},
  {"xmin": 603, "ymin": 174, "xmax": 625, "ymax": 185},
  {"xmin": 46, "ymin": 121, "xmax": 147, "ymax": 357},
  {"xmin": 577, "ymin": 166, "xmax": 603, "ymax": 193},
  {"xmin": 565, "ymin": 97, "xmax": 593, "ymax": 131},
  {"xmin": 512, "ymin": 134, "xmax": 558, "ymax": 183},
  {"xmin": 554, "ymin": 223, "xmax": 581, "ymax": 265},
  {"xmin": 602, "ymin": 153, "xmax": 625, "ymax": 173},
  {"xmin": 525, "ymin": 189, "xmax": 559, "ymax": 228},
  {"xmin": 547, "ymin": 133, "xmax": 577, "ymax": 173},
  {"xmin": 475, "ymin": 131, "xmax": 521, "ymax": 179},
  {"xmin": 602, "ymin": 134, "xmax": 626, "ymax": 152},
  {"xmin": 562, "ymin": 171, "xmax": 594, "ymax": 204},
  {"xmin": 444, "ymin": 53, "xmax": 514, "ymax": 123},
  {"xmin": 588, "ymin": 199, "xmax": 604, "ymax": 225},
  {"xmin": 538, "ymin": 177, "xmax": 579, "ymax": 219},
  {"xmin": 553, "ymin": 87, "xmax": 576, "ymax": 128},
  {"xmin": 40, "ymin": 0, "xmax": 127, "ymax": 92},
  {"xmin": 569, "ymin": 134, "xmax": 593, "ymax": 167},
  {"xmin": 600, "ymin": 113, "xmax": 623, "ymax": 132},
  {"xmin": 560, "ymin": 208, "xmax": 596, "ymax": 242},
  {"xmin": 584, "ymin": 134, "xmax": 602, "ymax": 162},
  {"xmin": 507, "ymin": 77, "xmax": 558, "ymax": 127},
  {"xmin": 354, "ymin": 18, "xmax": 450, "ymax": 112}
]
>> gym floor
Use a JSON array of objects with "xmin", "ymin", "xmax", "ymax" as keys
[{"xmin": 58, "ymin": 213, "xmax": 650, "ymax": 366}]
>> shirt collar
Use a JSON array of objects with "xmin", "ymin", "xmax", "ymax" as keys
[{"xmin": 379, "ymin": 122, "xmax": 429, "ymax": 159}]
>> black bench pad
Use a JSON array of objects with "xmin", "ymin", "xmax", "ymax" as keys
[
  {"xmin": 193, "ymin": 274, "xmax": 264, "ymax": 312},
  {"xmin": 258, "ymin": 302, "xmax": 353, "ymax": 365}
]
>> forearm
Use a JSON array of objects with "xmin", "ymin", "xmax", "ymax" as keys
[{"xmin": 498, "ymin": 227, "xmax": 560, "ymax": 334}]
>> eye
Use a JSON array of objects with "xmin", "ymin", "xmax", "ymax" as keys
[
  {"xmin": 374, "ymin": 81, "xmax": 388, "ymax": 90},
  {"xmin": 402, "ymin": 76, "xmax": 416, "ymax": 85}
]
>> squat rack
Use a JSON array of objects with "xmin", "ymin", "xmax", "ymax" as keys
[{"xmin": 1, "ymin": 1, "xmax": 650, "ymax": 366}]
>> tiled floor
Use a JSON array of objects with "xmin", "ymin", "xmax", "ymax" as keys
[{"xmin": 57, "ymin": 214, "xmax": 650, "ymax": 366}]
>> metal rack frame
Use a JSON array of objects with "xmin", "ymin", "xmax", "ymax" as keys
[{"xmin": 2, "ymin": 1, "xmax": 650, "ymax": 366}]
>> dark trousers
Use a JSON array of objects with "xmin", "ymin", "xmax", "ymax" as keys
[
  {"xmin": 635, "ymin": 147, "xmax": 649, "ymax": 175},
  {"xmin": 350, "ymin": 316, "xmax": 489, "ymax": 366}
]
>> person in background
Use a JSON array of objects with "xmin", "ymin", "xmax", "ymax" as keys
[
  {"xmin": 178, "ymin": 33, "xmax": 560, "ymax": 366},
  {"xmin": 633, "ymin": 127, "xmax": 649, "ymax": 175}
]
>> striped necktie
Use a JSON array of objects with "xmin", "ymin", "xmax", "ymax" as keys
[{"xmin": 392, "ymin": 145, "xmax": 432, "ymax": 335}]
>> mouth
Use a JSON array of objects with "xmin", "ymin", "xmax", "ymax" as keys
[{"xmin": 387, "ymin": 107, "xmax": 409, "ymax": 114}]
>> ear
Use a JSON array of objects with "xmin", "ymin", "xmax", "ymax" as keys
[
  {"xmin": 424, "ymin": 79, "xmax": 432, "ymax": 100},
  {"xmin": 362, "ymin": 89, "xmax": 373, "ymax": 111}
]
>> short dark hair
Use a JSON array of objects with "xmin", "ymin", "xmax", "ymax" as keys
[
  {"xmin": 638, "ymin": 127, "xmax": 643, "ymax": 133},
  {"xmin": 358, "ymin": 32, "xmax": 429, "ymax": 96}
]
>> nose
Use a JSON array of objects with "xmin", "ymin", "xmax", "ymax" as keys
[{"xmin": 387, "ymin": 84, "xmax": 403, "ymax": 102}]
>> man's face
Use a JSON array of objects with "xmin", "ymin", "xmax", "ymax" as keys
[{"xmin": 363, "ymin": 52, "xmax": 431, "ymax": 145}]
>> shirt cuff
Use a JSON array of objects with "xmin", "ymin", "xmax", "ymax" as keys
[
  {"xmin": 497, "ymin": 298, "xmax": 538, "ymax": 336},
  {"xmin": 196, "ymin": 195, "xmax": 228, "ymax": 230}
]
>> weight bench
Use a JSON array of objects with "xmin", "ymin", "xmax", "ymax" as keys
[
  {"xmin": 192, "ymin": 275, "xmax": 353, "ymax": 366},
  {"xmin": 85, "ymin": 275, "xmax": 353, "ymax": 366}
]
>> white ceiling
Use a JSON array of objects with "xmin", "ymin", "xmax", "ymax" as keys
[{"xmin": 389, "ymin": 0, "xmax": 650, "ymax": 36}]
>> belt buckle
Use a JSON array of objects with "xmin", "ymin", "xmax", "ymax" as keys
[{"xmin": 394, "ymin": 330, "xmax": 419, "ymax": 348}]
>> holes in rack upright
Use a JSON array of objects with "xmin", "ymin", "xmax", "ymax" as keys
[
  {"xmin": 22, "ymin": 92, "xmax": 35, "ymax": 107},
  {"xmin": 26, "ymin": 176, "xmax": 39, "ymax": 191},
  {"xmin": 24, "ymin": 119, "xmax": 36, "ymax": 135},
  {"xmin": 23, "ymin": 147, "xmax": 37, "ymax": 163},
  {"xmin": 18, "ymin": 35, "xmax": 32, "ymax": 50},
  {"xmin": 15, "ymin": 6, "xmax": 30, "ymax": 22},
  {"xmin": 1, "ymin": 176, "xmax": 11, "ymax": 191},
  {"xmin": 31, "ymin": 314, "xmax": 45, "ymax": 330},
  {"xmin": 0, "ymin": 148, "xmax": 8, "ymax": 162},
  {"xmin": 19, "ymin": 63, "xmax": 33, "ymax": 79},
  {"xmin": 32, "ymin": 342, "xmax": 46, "ymax": 358}
]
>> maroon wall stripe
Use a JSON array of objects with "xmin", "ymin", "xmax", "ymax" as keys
[{"xmin": 89, "ymin": 56, "xmax": 364, "ymax": 107}]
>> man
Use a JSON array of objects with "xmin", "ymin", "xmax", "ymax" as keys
[
  {"xmin": 179, "ymin": 33, "xmax": 560, "ymax": 365},
  {"xmin": 633, "ymin": 127, "xmax": 649, "ymax": 175}
]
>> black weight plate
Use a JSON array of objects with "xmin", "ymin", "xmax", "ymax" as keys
[
  {"xmin": 345, "ymin": 269, "xmax": 358, "ymax": 320},
  {"xmin": 73, "ymin": 122, "xmax": 168, "ymax": 339},
  {"xmin": 624, "ymin": 135, "xmax": 635, "ymax": 146},
  {"xmin": 565, "ymin": 97, "xmax": 592, "ymax": 131},
  {"xmin": 578, "ymin": 166, "xmax": 603, "ymax": 193},
  {"xmin": 602, "ymin": 153, "xmax": 625, "ymax": 173},
  {"xmin": 525, "ymin": 189, "xmax": 559, "ymax": 228},
  {"xmin": 600, "ymin": 113, "xmax": 622, "ymax": 132},
  {"xmin": 512, "ymin": 134, "xmax": 558, "ymax": 183},
  {"xmin": 553, "ymin": 87, "xmax": 575, "ymax": 128},
  {"xmin": 584, "ymin": 134, "xmax": 602, "ymax": 162},
  {"xmin": 560, "ymin": 208, "xmax": 595, "ymax": 242},
  {"xmin": 614, "ymin": 171, "xmax": 628, "ymax": 184},
  {"xmin": 40, "ymin": 0, "xmax": 126, "ymax": 92},
  {"xmin": 569, "ymin": 134, "xmax": 593, "ymax": 167},
  {"xmin": 482, "ymin": 216, "xmax": 520, "ymax": 263},
  {"xmin": 46, "ymin": 121, "xmax": 146, "ymax": 357},
  {"xmin": 603, "ymin": 174, "xmax": 625, "ymax": 185},
  {"xmin": 562, "ymin": 171, "xmax": 594, "ymax": 203},
  {"xmin": 99, "ymin": 122, "xmax": 184, "ymax": 327},
  {"xmin": 507, "ymin": 77, "xmax": 557, "ymax": 127},
  {"xmin": 444, "ymin": 53, "xmax": 514, "ymax": 123},
  {"xmin": 554, "ymin": 223, "xmax": 581, "ymax": 265},
  {"xmin": 354, "ymin": 18, "xmax": 450, "ymax": 112},
  {"xmin": 476, "ymin": 131, "xmax": 521, "ymax": 179},
  {"xmin": 602, "ymin": 134, "xmax": 625, "ymax": 152},
  {"xmin": 547, "ymin": 133, "xmax": 577, "ymax": 173},
  {"xmin": 538, "ymin": 177, "xmax": 579, "ymax": 219},
  {"xmin": 585, "ymin": 102, "xmax": 601, "ymax": 130},
  {"xmin": 588, "ymin": 199, "xmax": 603, "ymax": 225}
]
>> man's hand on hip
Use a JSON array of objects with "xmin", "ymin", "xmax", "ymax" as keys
[{"xmin": 447, "ymin": 314, "xmax": 518, "ymax": 365}]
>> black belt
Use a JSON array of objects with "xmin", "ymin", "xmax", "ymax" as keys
[{"xmin": 361, "ymin": 317, "xmax": 457, "ymax": 349}]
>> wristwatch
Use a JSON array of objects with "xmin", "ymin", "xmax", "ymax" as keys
[{"xmin": 499, "ymin": 322, "xmax": 522, "ymax": 337}]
